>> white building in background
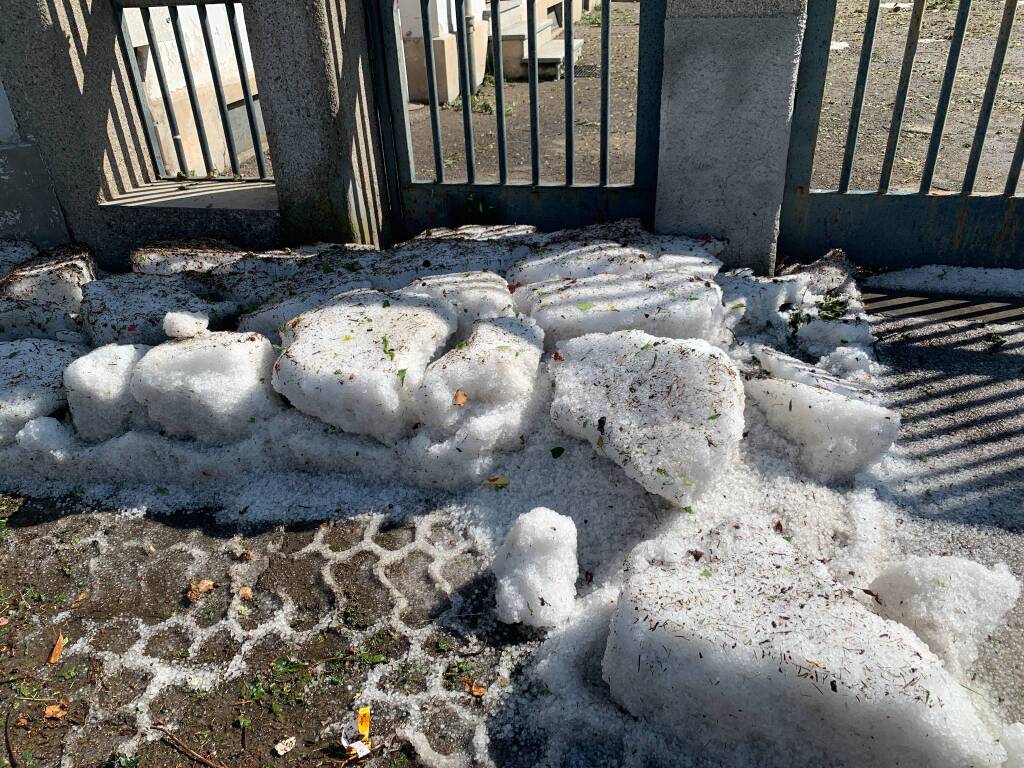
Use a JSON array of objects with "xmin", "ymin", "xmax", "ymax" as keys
[
  {"xmin": 399, "ymin": 0, "xmax": 583, "ymax": 104},
  {"xmin": 122, "ymin": 6, "xmax": 266, "ymax": 178}
]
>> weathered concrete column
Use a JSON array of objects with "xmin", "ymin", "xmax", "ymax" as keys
[
  {"xmin": 653, "ymin": 0, "xmax": 806, "ymax": 275},
  {"xmin": 0, "ymin": 0, "xmax": 152, "ymax": 266},
  {"xmin": 246, "ymin": 0, "xmax": 387, "ymax": 247}
]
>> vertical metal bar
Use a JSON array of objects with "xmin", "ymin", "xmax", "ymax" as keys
[
  {"xmin": 454, "ymin": 0, "xmax": 476, "ymax": 183},
  {"xmin": 633, "ymin": 0, "xmax": 666, "ymax": 192},
  {"xmin": 1007, "ymin": 116, "xmax": 1024, "ymax": 196},
  {"xmin": 420, "ymin": 0, "xmax": 445, "ymax": 183},
  {"xmin": 377, "ymin": 0, "xmax": 416, "ymax": 189},
  {"xmin": 527, "ymin": 0, "xmax": 541, "ymax": 185},
  {"xmin": 599, "ymin": 0, "xmax": 611, "ymax": 186},
  {"xmin": 198, "ymin": 5, "xmax": 240, "ymax": 177},
  {"xmin": 113, "ymin": 5, "xmax": 166, "ymax": 178},
  {"xmin": 563, "ymin": 0, "xmax": 575, "ymax": 185},
  {"xmin": 169, "ymin": 6, "xmax": 213, "ymax": 176},
  {"xmin": 490, "ymin": 0, "xmax": 509, "ymax": 184},
  {"xmin": 920, "ymin": 0, "xmax": 972, "ymax": 193},
  {"xmin": 141, "ymin": 7, "xmax": 188, "ymax": 175},
  {"xmin": 227, "ymin": 3, "xmax": 268, "ymax": 179},
  {"xmin": 962, "ymin": 0, "xmax": 1018, "ymax": 195},
  {"xmin": 362, "ymin": 0, "xmax": 406, "ymax": 238},
  {"xmin": 879, "ymin": 0, "xmax": 926, "ymax": 193},
  {"xmin": 838, "ymin": 0, "xmax": 880, "ymax": 193}
]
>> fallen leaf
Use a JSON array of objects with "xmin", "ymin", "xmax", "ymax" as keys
[
  {"xmin": 274, "ymin": 736, "xmax": 297, "ymax": 756},
  {"xmin": 239, "ymin": 586, "xmax": 253, "ymax": 601},
  {"xmin": 483, "ymin": 476, "xmax": 510, "ymax": 489},
  {"xmin": 0, "ymin": 616, "xmax": 8, "ymax": 627},
  {"xmin": 48, "ymin": 631, "xmax": 66, "ymax": 664},
  {"xmin": 552, "ymin": 351, "xmax": 565, "ymax": 362},
  {"xmin": 15, "ymin": 715, "xmax": 29, "ymax": 728},
  {"xmin": 452, "ymin": 389, "xmax": 469, "ymax": 407},
  {"xmin": 186, "ymin": 579, "xmax": 216, "ymax": 602},
  {"xmin": 44, "ymin": 701, "xmax": 68, "ymax": 720},
  {"xmin": 471, "ymin": 682, "xmax": 487, "ymax": 697}
]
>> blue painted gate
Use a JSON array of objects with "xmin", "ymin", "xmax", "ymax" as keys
[
  {"xmin": 364, "ymin": 0, "xmax": 666, "ymax": 240},
  {"xmin": 780, "ymin": 0, "xmax": 1023, "ymax": 269}
]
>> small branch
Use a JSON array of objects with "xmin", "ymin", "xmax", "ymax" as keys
[
  {"xmin": 151, "ymin": 724, "xmax": 229, "ymax": 768},
  {"xmin": 5, "ymin": 707, "xmax": 22, "ymax": 768}
]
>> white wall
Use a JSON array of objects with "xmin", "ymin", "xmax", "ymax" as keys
[{"xmin": 399, "ymin": 0, "xmax": 485, "ymax": 39}]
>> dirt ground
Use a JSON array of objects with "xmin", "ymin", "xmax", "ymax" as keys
[
  {"xmin": 0, "ymin": 503, "xmax": 536, "ymax": 768},
  {"xmin": 406, "ymin": 2, "xmax": 641, "ymax": 185},
  {"xmin": 406, "ymin": 0, "xmax": 1024, "ymax": 193}
]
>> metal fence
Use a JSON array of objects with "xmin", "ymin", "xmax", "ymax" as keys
[
  {"xmin": 780, "ymin": 0, "xmax": 1023, "ymax": 268},
  {"xmin": 112, "ymin": 0, "xmax": 270, "ymax": 182},
  {"xmin": 369, "ymin": 0, "xmax": 665, "ymax": 235}
]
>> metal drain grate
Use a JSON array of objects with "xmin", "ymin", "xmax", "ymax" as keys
[{"xmin": 574, "ymin": 63, "xmax": 600, "ymax": 78}]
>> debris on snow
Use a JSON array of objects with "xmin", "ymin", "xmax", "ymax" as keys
[
  {"xmin": 201, "ymin": 244, "xmax": 373, "ymax": 309},
  {"xmin": 494, "ymin": 507, "xmax": 578, "ymax": 627},
  {"xmin": 864, "ymin": 265, "xmax": 1024, "ymax": 298},
  {"xmin": 0, "ymin": 244, "xmax": 96, "ymax": 310},
  {"xmin": 717, "ymin": 271, "xmax": 809, "ymax": 330},
  {"xmin": 272, "ymin": 289, "xmax": 456, "ymax": 443},
  {"xmin": 130, "ymin": 332, "xmax": 280, "ymax": 444},
  {"xmin": 0, "ymin": 239, "xmax": 39, "ymax": 278},
  {"xmin": 818, "ymin": 345, "xmax": 878, "ymax": 379},
  {"xmin": 508, "ymin": 235, "xmax": 721, "ymax": 286},
  {"xmin": 0, "ymin": 338, "xmax": 86, "ymax": 444},
  {"xmin": 236, "ymin": 272, "xmax": 372, "ymax": 344},
  {"xmin": 514, "ymin": 271, "xmax": 725, "ymax": 350},
  {"xmin": 749, "ymin": 344, "xmax": 878, "ymax": 402},
  {"xmin": 362, "ymin": 224, "xmax": 536, "ymax": 291},
  {"xmin": 550, "ymin": 331, "xmax": 744, "ymax": 506},
  {"xmin": 65, "ymin": 344, "xmax": 152, "ymax": 442},
  {"xmin": 796, "ymin": 316, "xmax": 876, "ymax": 358},
  {"xmin": 414, "ymin": 316, "xmax": 544, "ymax": 453},
  {"xmin": 745, "ymin": 365, "xmax": 899, "ymax": 483},
  {"xmin": 80, "ymin": 273, "xmax": 235, "ymax": 346},
  {"xmin": 0, "ymin": 296, "xmax": 83, "ymax": 342},
  {"xmin": 869, "ymin": 556, "xmax": 1021, "ymax": 675},
  {"xmin": 130, "ymin": 239, "xmax": 246, "ymax": 275},
  {"xmin": 602, "ymin": 523, "xmax": 1006, "ymax": 768},
  {"xmin": 397, "ymin": 271, "xmax": 515, "ymax": 337}
]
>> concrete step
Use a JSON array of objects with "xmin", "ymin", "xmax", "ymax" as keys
[
  {"xmin": 482, "ymin": 0, "xmax": 522, "ymax": 20},
  {"xmin": 525, "ymin": 36, "xmax": 583, "ymax": 65},
  {"xmin": 497, "ymin": 18, "xmax": 555, "ymax": 41}
]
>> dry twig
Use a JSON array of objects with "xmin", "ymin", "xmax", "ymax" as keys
[
  {"xmin": 4, "ymin": 707, "xmax": 22, "ymax": 768},
  {"xmin": 151, "ymin": 723, "xmax": 229, "ymax": 768}
]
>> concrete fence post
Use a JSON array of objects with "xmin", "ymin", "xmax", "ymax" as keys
[
  {"xmin": 0, "ymin": 0, "xmax": 151, "ymax": 266},
  {"xmin": 245, "ymin": 0, "xmax": 387, "ymax": 247},
  {"xmin": 653, "ymin": 0, "xmax": 807, "ymax": 275}
]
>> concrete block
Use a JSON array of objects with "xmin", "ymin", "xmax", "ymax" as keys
[
  {"xmin": 654, "ymin": 1, "xmax": 806, "ymax": 275},
  {"xmin": 404, "ymin": 34, "xmax": 461, "ymax": 104},
  {"xmin": 246, "ymin": 0, "xmax": 386, "ymax": 246}
]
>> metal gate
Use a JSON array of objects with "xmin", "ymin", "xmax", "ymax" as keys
[
  {"xmin": 780, "ymin": 0, "xmax": 1024, "ymax": 268},
  {"xmin": 365, "ymin": 0, "xmax": 666, "ymax": 239}
]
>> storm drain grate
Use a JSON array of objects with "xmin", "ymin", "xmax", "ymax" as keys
[{"xmin": 574, "ymin": 63, "xmax": 601, "ymax": 78}]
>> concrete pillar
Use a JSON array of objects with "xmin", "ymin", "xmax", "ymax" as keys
[
  {"xmin": 0, "ymin": 0, "xmax": 153, "ymax": 266},
  {"xmin": 653, "ymin": 0, "xmax": 806, "ymax": 275},
  {"xmin": 0, "ymin": 75, "xmax": 69, "ymax": 247},
  {"xmin": 245, "ymin": 0, "xmax": 387, "ymax": 247}
]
